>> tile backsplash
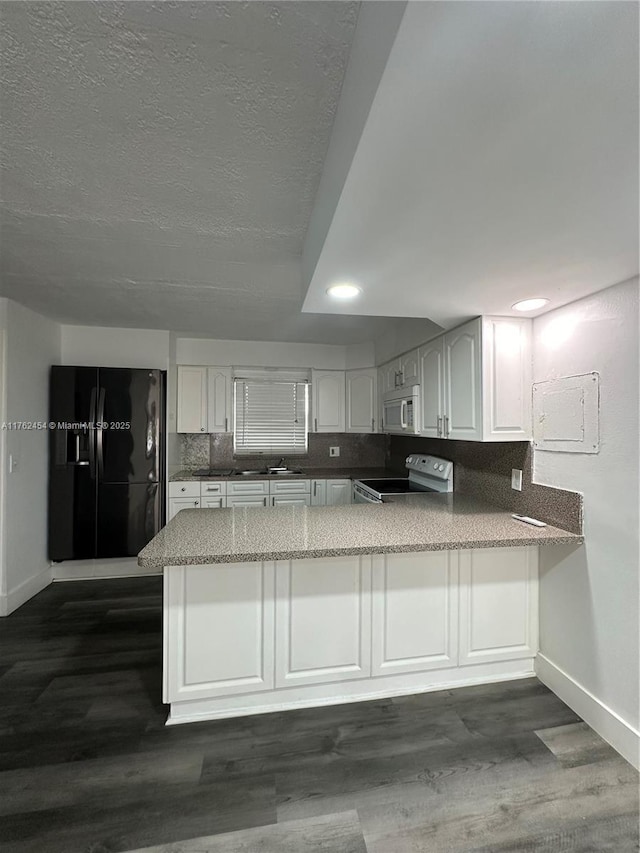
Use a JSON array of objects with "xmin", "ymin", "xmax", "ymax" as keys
[{"xmin": 178, "ymin": 432, "xmax": 387, "ymax": 471}]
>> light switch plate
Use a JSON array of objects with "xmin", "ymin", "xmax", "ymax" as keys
[
  {"xmin": 511, "ymin": 468, "xmax": 523, "ymax": 491},
  {"xmin": 329, "ymin": 446, "xmax": 340, "ymax": 457}
]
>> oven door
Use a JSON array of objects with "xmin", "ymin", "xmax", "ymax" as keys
[{"xmin": 353, "ymin": 482, "xmax": 382, "ymax": 504}]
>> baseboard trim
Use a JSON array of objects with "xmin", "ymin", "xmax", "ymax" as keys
[
  {"xmin": 0, "ymin": 565, "xmax": 52, "ymax": 616},
  {"xmin": 52, "ymin": 558, "xmax": 161, "ymax": 581},
  {"xmin": 166, "ymin": 662, "xmax": 536, "ymax": 726},
  {"xmin": 536, "ymin": 652, "xmax": 640, "ymax": 770}
]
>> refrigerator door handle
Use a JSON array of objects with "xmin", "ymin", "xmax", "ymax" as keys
[
  {"xmin": 97, "ymin": 387, "xmax": 106, "ymax": 480},
  {"xmin": 89, "ymin": 386, "xmax": 97, "ymax": 480}
]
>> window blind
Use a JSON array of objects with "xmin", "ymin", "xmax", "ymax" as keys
[{"xmin": 233, "ymin": 380, "xmax": 309, "ymax": 455}]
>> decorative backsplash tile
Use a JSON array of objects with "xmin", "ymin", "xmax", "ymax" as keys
[{"xmin": 179, "ymin": 434, "xmax": 210, "ymax": 469}]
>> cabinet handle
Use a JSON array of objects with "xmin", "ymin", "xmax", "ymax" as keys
[
  {"xmin": 194, "ymin": 500, "xmax": 199, "ymax": 506},
  {"xmin": 314, "ymin": 418, "xmax": 318, "ymax": 432},
  {"xmin": 263, "ymin": 497, "xmax": 268, "ymax": 507},
  {"xmin": 313, "ymin": 482, "xmax": 317, "ymax": 497},
  {"xmin": 181, "ymin": 486, "xmax": 186, "ymax": 492},
  {"xmin": 437, "ymin": 416, "xmax": 442, "ymax": 437},
  {"xmin": 371, "ymin": 418, "xmax": 375, "ymax": 432},
  {"xmin": 444, "ymin": 415, "xmax": 450, "ymax": 437},
  {"xmin": 200, "ymin": 427, "xmax": 205, "ymax": 432},
  {"xmin": 225, "ymin": 417, "xmax": 228, "ymax": 432}
]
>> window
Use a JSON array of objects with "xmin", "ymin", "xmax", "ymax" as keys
[{"xmin": 233, "ymin": 379, "xmax": 309, "ymax": 455}]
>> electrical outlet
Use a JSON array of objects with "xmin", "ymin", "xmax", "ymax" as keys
[
  {"xmin": 511, "ymin": 468, "xmax": 523, "ymax": 491},
  {"xmin": 329, "ymin": 446, "xmax": 340, "ymax": 457}
]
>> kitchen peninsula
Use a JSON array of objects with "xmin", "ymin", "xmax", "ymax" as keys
[{"xmin": 139, "ymin": 497, "xmax": 582, "ymax": 725}]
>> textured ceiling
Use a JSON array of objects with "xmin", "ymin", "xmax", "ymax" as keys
[
  {"xmin": 303, "ymin": 1, "xmax": 639, "ymax": 326},
  {"xmin": 0, "ymin": 0, "xmax": 402, "ymax": 343}
]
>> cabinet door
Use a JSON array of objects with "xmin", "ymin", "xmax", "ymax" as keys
[
  {"xmin": 444, "ymin": 319, "xmax": 482, "ymax": 441},
  {"xmin": 226, "ymin": 495, "xmax": 270, "ymax": 508},
  {"xmin": 177, "ymin": 366, "xmax": 207, "ymax": 433},
  {"xmin": 459, "ymin": 547, "xmax": 538, "ymax": 665},
  {"xmin": 164, "ymin": 562, "xmax": 275, "ymax": 702},
  {"xmin": 201, "ymin": 496, "xmax": 225, "ymax": 509},
  {"xmin": 372, "ymin": 552, "xmax": 458, "ymax": 676},
  {"xmin": 481, "ymin": 317, "xmax": 532, "ymax": 441},
  {"xmin": 325, "ymin": 479, "xmax": 352, "ymax": 506},
  {"xmin": 200, "ymin": 481, "xmax": 227, "ymax": 498},
  {"xmin": 271, "ymin": 495, "xmax": 311, "ymax": 507},
  {"xmin": 419, "ymin": 338, "xmax": 445, "ymax": 438},
  {"xmin": 346, "ymin": 369, "xmax": 377, "ymax": 433},
  {"xmin": 399, "ymin": 349, "xmax": 420, "ymax": 387},
  {"xmin": 379, "ymin": 360, "xmax": 400, "ymax": 395},
  {"xmin": 311, "ymin": 479, "xmax": 326, "ymax": 506},
  {"xmin": 207, "ymin": 367, "xmax": 232, "ymax": 433},
  {"xmin": 168, "ymin": 496, "xmax": 200, "ymax": 521},
  {"xmin": 275, "ymin": 556, "xmax": 371, "ymax": 687},
  {"xmin": 312, "ymin": 370, "xmax": 346, "ymax": 432}
]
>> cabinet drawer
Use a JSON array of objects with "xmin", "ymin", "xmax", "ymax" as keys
[
  {"xmin": 200, "ymin": 481, "xmax": 227, "ymax": 496},
  {"xmin": 169, "ymin": 481, "xmax": 200, "ymax": 498},
  {"xmin": 269, "ymin": 479, "xmax": 310, "ymax": 495},
  {"xmin": 201, "ymin": 496, "xmax": 226, "ymax": 509},
  {"xmin": 227, "ymin": 495, "xmax": 270, "ymax": 508},
  {"xmin": 227, "ymin": 480, "xmax": 269, "ymax": 496}
]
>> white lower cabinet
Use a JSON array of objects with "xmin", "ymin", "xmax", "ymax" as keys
[
  {"xmin": 164, "ymin": 562, "xmax": 275, "ymax": 702},
  {"xmin": 325, "ymin": 479, "xmax": 352, "ymax": 506},
  {"xmin": 459, "ymin": 547, "xmax": 538, "ymax": 664},
  {"xmin": 311, "ymin": 479, "xmax": 327, "ymax": 506},
  {"xmin": 168, "ymin": 496, "xmax": 200, "ymax": 520},
  {"xmin": 271, "ymin": 495, "xmax": 311, "ymax": 507},
  {"xmin": 164, "ymin": 546, "xmax": 538, "ymax": 722},
  {"xmin": 275, "ymin": 556, "xmax": 371, "ymax": 687},
  {"xmin": 371, "ymin": 551, "xmax": 458, "ymax": 676},
  {"xmin": 201, "ymin": 496, "xmax": 225, "ymax": 509}
]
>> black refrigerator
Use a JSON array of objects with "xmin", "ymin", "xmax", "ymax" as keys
[{"xmin": 48, "ymin": 366, "xmax": 165, "ymax": 561}]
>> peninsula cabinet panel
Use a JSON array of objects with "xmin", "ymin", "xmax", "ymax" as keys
[
  {"xmin": 372, "ymin": 552, "xmax": 458, "ymax": 676},
  {"xmin": 459, "ymin": 547, "xmax": 538, "ymax": 665},
  {"xmin": 164, "ymin": 562, "xmax": 275, "ymax": 702},
  {"xmin": 275, "ymin": 556, "xmax": 372, "ymax": 687}
]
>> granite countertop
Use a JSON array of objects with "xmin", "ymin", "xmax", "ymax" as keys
[
  {"xmin": 169, "ymin": 467, "xmax": 394, "ymax": 482},
  {"xmin": 139, "ymin": 494, "xmax": 583, "ymax": 569}
]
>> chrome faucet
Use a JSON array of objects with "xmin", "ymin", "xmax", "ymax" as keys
[{"xmin": 276, "ymin": 457, "xmax": 286, "ymax": 468}]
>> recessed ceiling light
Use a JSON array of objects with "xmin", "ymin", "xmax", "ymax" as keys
[
  {"xmin": 512, "ymin": 298, "xmax": 549, "ymax": 312},
  {"xmin": 326, "ymin": 283, "xmax": 361, "ymax": 299}
]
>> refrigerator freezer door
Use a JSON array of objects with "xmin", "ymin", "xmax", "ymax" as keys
[
  {"xmin": 98, "ymin": 368, "xmax": 163, "ymax": 484},
  {"xmin": 97, "ymin": 483, "xmax": 161, "ymax": 558},
  {"xmin": 48, "ymin": 366, "xmax": 99, "ymax": 560}
]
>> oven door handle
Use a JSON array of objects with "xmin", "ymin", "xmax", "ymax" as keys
[
  {"xmin": 400, "ymin": 400, "xmax": 408, "ymax": 429},
  {"xmin": 353, "ymin": 483, "xmax": 382, "ymax": 504}
]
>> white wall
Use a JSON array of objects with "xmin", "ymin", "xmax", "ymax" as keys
[
  {"xmin": 533, "ymin": 278, "xmax": 639, "ymax": 766},
  {"xmin": 176, "ymin": 337, "xmax": 369, "ymax": 370},
  {"xmin": 61, "ymin": 324, "xmax": 170, "ymax": 369},
  {"xmin": 0, "ymin": 301, "xmax": 61, "ymax": 614}
]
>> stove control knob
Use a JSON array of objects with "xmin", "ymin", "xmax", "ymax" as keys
[
  {"xmin": 433, "ymin": 462, "xmax": 438, "ymax": 469},
  {"xmin": 438, "ymin": 464, "xmax": 444, "ymax": 471}
]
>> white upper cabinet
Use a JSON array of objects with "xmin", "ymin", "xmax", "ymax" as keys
[
  {"xmin": 419, "ymin": 317, "xmax": 531, "ymax": 442},
  {"xmin": 379, "ymin": 361, "xmax": 400, "ymax": 395},
  {"xmin": 177, "ymin": 366, "xmax": 231, "ymax": 433},
  {"xmin": 311, "ymin": 370, "xmax": 346, "ymax": 432},
  {"xmin": 207, "ymin": 367, "xmax": 232, "ymax": 433},
  {"xmin": 444, "ymin": 320, "xmax": 483, "ymax": 441},
  {"xmin": 345, "ymin": 369, "xmax": 377, "ymax": 433},
  {"xmin": 398, "ymin": 349, "xmax": 420, "ymax": 387},
  {"xmin": 177, "ymin": 366, "xmax": 208, "ymax": 433},
  {"xmin": 419, "ymin": 338, "xmax": 445, "ymax": 438}
]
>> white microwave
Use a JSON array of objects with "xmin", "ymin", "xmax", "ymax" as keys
[{"xmin": 383, "ymin": 385, "xmax": 420, "ymax": 434}]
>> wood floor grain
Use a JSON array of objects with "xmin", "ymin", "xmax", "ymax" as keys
[{"xmin": 0, "ymin": 577, "xmax": 636, "ymax": 853}]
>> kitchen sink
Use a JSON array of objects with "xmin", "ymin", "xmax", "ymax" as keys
[{"xmin": 234, "ymin": 470, "xmax": 265, "ymax": 476}]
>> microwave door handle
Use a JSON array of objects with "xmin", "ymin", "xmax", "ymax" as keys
[{"xmin": 400, "ymin": 400, "xmax": 408, "ymax": 429}]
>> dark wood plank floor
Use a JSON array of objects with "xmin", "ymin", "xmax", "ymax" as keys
[{"xmin": 0, "ymin": 577, "xmax": 637, "ymax": 853}]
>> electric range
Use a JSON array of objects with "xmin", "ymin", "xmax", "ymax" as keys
[{"xmin": 353, "ymin": 455, "xmax": 453, "ymax": 503}]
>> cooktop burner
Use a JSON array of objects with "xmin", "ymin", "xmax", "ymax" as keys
[
  {"xmin": 357, "ymin": 478, "xmax": 418, "ymax": 494},
  {"xmin": 192, "ymin": 468, "xmax": 234, "ymax": 477}
]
